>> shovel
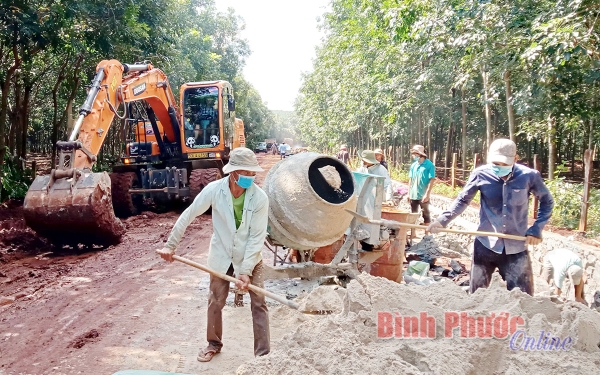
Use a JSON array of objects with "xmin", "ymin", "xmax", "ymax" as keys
[
  {"xmin": 345, "ymin": 209, "xmax": 527, "ymax": 241},
  {"xmin": 161, "ymin": 252, "xmax": 333, "ymax": 315}
]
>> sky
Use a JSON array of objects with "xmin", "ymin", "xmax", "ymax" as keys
[{"xmin": 215, "ymin": 0, "xmax": 330, "ymax": 111}]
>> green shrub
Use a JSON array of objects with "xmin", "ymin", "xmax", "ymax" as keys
[
  {"xmin": 1, "ymin": 154, "xmax": 33, "ymax": 201},
  {"xmin": 545, "ymin": 178, "xmax": 600, "ymax": 235}
]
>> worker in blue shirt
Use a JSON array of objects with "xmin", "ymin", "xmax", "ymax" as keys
[{"xmin": 427, "ymin": 139, "xmax": 554, "ymax": 296}]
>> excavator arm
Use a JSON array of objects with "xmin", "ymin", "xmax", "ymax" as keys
[{"xmin": 70, "ymin": 59, "xmax": 180, "ymax": 169}]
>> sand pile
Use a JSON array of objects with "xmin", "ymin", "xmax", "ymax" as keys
[
  {"xmin": 297, "ymin": 285, "xmax": 346, "ymax": 313},
  {"xmin": 238, "ymin": 273, "xmax": 600, "ymax": 374}
]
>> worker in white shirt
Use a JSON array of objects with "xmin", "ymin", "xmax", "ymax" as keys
[
  {"xmin": 278, "ymin": 142, "xmax": 289, "ymax": 159},
  {"xmin": 541, "ymin": 248, "xmax": 586, "ymax": 305},
  {"xmin": 157, "ymin": 147, "xmax": 269, "ymax": 362}
]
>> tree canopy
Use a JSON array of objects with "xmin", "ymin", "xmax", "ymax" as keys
[
  {"xmin": 296, "ymin": 0, "xmax": 600, "ymax": 176},
  {"xmin": 0, "ymin": 0, "xmax": 274, "ymax": 176}
]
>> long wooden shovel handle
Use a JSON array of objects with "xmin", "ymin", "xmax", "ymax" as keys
[
  {"xmin": 170, "ymin": 254, "xmax": 300, "ymax": 310},
  {"xmin": 397, "ymin": 223, "xmax": 527, "ymax": 241}
]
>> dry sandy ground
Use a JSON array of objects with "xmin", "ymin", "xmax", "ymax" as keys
[{"xmin": 0, "ymin": 154, "xmax": 306, "ymax": 375}]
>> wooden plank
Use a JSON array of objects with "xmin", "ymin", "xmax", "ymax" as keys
[
  {"xmin": 579, "ymin": 149, "xmax": 593, "ymax": 232},
  {"xmin": 533, "ymin": 154, "xmax": 540, "ymax": 219}
]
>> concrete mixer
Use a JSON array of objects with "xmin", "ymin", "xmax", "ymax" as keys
[{"xmin": 260, "ymin": 152, "xmax": 419, "ymax": 283}]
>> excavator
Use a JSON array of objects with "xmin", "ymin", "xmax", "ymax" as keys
[{"xmin": 23, "ymin": 60, "xmax": 246, "ymax": 247}]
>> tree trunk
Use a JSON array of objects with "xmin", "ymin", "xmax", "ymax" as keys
[
  {"xmin": 547, "ymin": 115, "xmax": 556, "ymax": 180},
  {"xmin": 461, "ymin": 88, "xmax": 467, "ymax": 178},
  {"xmin": 482, "ymin": 68, "xmax": 493, "ymax": 151},
  {"xmin": 504, "ymin": 70, "xmax": 516, "ymax": 143}
]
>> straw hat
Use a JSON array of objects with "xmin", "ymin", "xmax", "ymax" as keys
[
  {"xmin": 222, "ymin": 147, "xmax": 264, "ymax": 174},
  {"xmin": 360, "ymin": 150, "xmax": 379, "ymax": 165},
  {"xmin": 374, "ymin": 148, "xmax": 384, "ymax": 156},
  {"xmin": 410, "ymin": 145, "xmax": 427, "ymax": 157}
]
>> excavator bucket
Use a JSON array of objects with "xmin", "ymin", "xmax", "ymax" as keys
[{"xmin": 23, "ymin": 171, "xmax": 125, "ymax": 247}]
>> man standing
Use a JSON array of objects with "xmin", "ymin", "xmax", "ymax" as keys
[
  {"xmin": 374, "ymin": 148, "xmax": 388, "ymax": 170},
  {"xmin": 278, "ymin": 142, "xmax": 288, "ymax": 159},
  {"xmin": 542, "ymin": 248, "xmax": 586, "ymax": 304},
  {"xmin": 407, "ymin": 145, "xmax": 435, "ymax": 225},
  {"xmin": 157, "ymin": 147, "xmax": 269, "ymax": 362},
  {"xmin": 427, "ymin": 139, "xmax": 554, "ymax": 296},
  {"xmin": 336, "ymin": 144, "xmax": 350, "ymax": 164}
]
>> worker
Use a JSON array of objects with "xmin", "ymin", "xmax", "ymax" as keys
[
  {"xmin": 336, "ymin": 144, "xmax": 350, "ymax": 164},
  {"xmin": 357, "ymin": 150, "xmax": 393, "ymax": 202},
  {"xmin": 407, "ymin": 145, "xmax": 435, "ymax": 226},
  {"xmin": 278, "ymin": 142, "xmax": 288, "ymax": 159},
  {"xmin": 541, "ymin": 248, "xmax": 586, "ymax": 304},
  {"xmin": 427, "ymin": 138, "xmax": 554, "ymax": 296},
  {"xmin": 374, "ymin": 148, "xmax": 388, "ymax": 169},
  {"xmin": 157, "ymin": 147, "xmax": 270, "ymax": 362}
]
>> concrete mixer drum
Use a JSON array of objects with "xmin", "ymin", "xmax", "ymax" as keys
[{"xmin": 264, "ymin": 153, "xmax": 357, "ymax": 251}]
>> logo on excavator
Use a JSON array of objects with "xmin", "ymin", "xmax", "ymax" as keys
[
  {"xmin": 133, "ymin": 82, "xmax": 147, "ymax": 96},
  {"xmin": 110, "ymin": 75, "xmax": 117, "ymax": 92}
]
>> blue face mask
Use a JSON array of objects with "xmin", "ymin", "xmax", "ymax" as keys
[
  {"xmin": 491, "ymin": 164, "xmax": 513, "ymax": 177},
  {"xmin": 234, "ymin": 173, "xmax": 255, "ymax": 189},
  {"xmin": 413, "ymin": 156, "xmax": 420, "ymax": 162}
]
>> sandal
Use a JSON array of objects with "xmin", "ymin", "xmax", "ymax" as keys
[{"xmin": 197, "ymin": 347, "xmax": 220, "ymax": 362}]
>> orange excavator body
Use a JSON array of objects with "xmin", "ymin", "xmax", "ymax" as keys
[{"xmin": 23, "ymin": 60, "xmax": 243, "ymax": 246}]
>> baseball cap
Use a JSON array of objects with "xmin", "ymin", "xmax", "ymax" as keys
[{"xmin": 487, "ymin": 139, "xmax": 517, "ymax": 165}]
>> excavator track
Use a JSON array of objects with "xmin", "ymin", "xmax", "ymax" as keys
[
  {"xmin": 189, "ymin": 168, "xmax": 222, "ymax": 199},
  {"xmin": 23, "ymin": 171, "xmax": 126, "ymax": 247},
  {"xmin": 110, "ymin": 172, "xmax": 142, "ymax": 218}
]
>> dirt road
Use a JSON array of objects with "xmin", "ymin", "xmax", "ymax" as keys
[{"xmin": 0, "ymin": 154, "xmax": 304, "ymax": 375}]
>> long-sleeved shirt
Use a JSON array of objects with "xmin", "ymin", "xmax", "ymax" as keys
[
  {"xmin": 357, "ymin": 164, "xmax": 393, "ymax": 201},
  {"xmin": 165, "ymin": 177, "xmax": 269, "ymax": 276},
  {"xmin": 437, "ymin": 163, "xmax": 554, "ymax": 254}
]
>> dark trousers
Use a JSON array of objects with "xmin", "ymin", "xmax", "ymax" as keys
[
  {"xmin": 207, "ymin": 261, "xmax": 270, "ymax": 356},
  {"xmin": 280, "ymin": 152, "xmax": 286, "ymax": 159},
  {"xmin": 410, "ymin": 199, "xmax": 431, "ymax": 224},
  {"xmin": 469, "ymin": 239, "xmax": 534, "ymax": 296}
]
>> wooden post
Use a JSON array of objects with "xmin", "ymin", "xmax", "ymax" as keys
[
  {"xmin": 473, "ymin": 153, "xmax": 479, "ymax": 170},
  {"xmin": 579, "ymin": 149, "xmax": 593, "ymax": 232},
  {"xmin": 451, "ymin": 152, "xmax": 457, "ymax": 189},
  {"xmin": 533, "ymin": 154, "xmax": 540, "ymax": 219},
  {"xmin": 31, "ymin": 160, "xmax": 37, "ymax": 179}
]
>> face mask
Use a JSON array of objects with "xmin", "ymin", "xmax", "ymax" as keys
[
  {"xmin": 413, "ymin": 156, "xmax": 420, "ymax": 162},
  {"xmin": 491, "ymin": 164, "xmax": 513, "ymax": 177},
  {"xmin": 233, "ymin": 173, "xmax": 255, "ymax": 189}
]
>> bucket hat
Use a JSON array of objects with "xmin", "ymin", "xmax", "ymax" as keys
[
  {"xmin": 410, "ymin": 145, "xmax": 427, "ymax": 157},
  {"xmin": 361, "ymin": 150, "xmax": 379, "ymax": 165},
  {"xmin": 374, "ymin": 148, "xmax": 384, "ymax": 156},
  {"xmin": 222, "ymin": 147, "xmax": 264, "ymax": 174}
]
